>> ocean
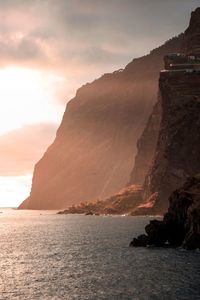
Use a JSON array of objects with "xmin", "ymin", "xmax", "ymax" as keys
[{"xmin": 0, "ymin": 208, "xmax": 199, "ymax": 300}]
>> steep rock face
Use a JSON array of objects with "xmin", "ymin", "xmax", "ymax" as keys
[
  {"xmin": 19, "ymin": 36, "xmax": 182, "ymax": 209},
  {"xmin": 142, "ymin": 71, "xmax": 200, "ymax": 214},
  {"xmin": 131, "ymin": 8, "xmax": 200, "ymax": 215},
  {"xmin": 129, "ymin": 99, "xmax": 161, "ymax": 185},
  {"xmin": 130, "ymin": 175, "xmax": 200, "ymax": 250},
  {"xmin": 182, "ymin": 7, "xmax": 200, "ymax": 55},
  {"xmin": 130, "ymin": 7, "xmax": 200, "ymax": 190}
]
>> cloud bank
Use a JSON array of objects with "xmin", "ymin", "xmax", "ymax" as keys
[{"xmin": 0, "ymin": 0, "xmax": 198, "ymax": 85}]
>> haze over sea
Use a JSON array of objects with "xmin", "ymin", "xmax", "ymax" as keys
[{"xmin": 0, "ymin": 208, "xmax": 200, "ymax": 300}]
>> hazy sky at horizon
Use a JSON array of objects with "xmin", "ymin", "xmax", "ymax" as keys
[{"xmin": 0, "ymin": 0, "xmax": 199, "ymax": 207}]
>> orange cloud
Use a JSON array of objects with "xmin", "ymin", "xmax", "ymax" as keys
[{"xmin": 0, "ymin": 0, "xmax": 197, "ymax": 104}]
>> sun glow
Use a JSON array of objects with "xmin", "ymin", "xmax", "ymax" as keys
[
  {"xmin": 0, "ymin": 67, "xmax": 64, "ymax": 135},
  {"xmin": 0, "ymin": 175, "xmax": 32, "ymax": 207},
  {"xmin": 0, "ymin": 67, "xmax": 66, "ymax": 207}
]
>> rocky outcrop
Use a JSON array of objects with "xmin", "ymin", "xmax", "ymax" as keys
[
  {"xmin": 130, "ymin": 175, "xmax": 200, "ymax": 250},
  {"xmin": 131, "ymin": 8, "xmax": 200, "ymax": 215},
  {"xmin": 182, "ymin": 8, "xmax": 200, "ymax": 55},
  {"xmin": 142, "ymin": 70, "xmax": 200, "ymax": 214},
  {"xmin": 58, "ymin": 184, "xmax": 142, "ymax": 215},
  {"xmin": 129, "ymin": 99, "xmax": 161, "ymax": 185},
  {"xmin": 19, "ymin": 35, "xmax": 182, "ymax": 209}
]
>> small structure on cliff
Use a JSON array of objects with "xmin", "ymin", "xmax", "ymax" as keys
[{"xmin": 163, "ymin": 53, "xmax": 200, "ymax": 72}]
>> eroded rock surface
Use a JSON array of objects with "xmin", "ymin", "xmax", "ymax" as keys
[
  {"xmin": 130, "ymin": 175, "xmax": 200, "ymax": 250},
  {"xmin": 130, "ymin": 8, "xmax": 200, "ymax": 215},
  {"xmin": 143, "ymin": 70, "xmax": 200, "ymax": 214},
  {"xmin": 129, "ymin": 100, "xmax": 161, "ymax": 185},
  {"xmin": 58, "ymin": 184, "xmax": 142, "ymax": 215}
]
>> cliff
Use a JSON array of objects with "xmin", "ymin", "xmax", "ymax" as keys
[
  {"xmin": 131, "ymin": 8, "xmax": 200, "ymax": 215},
  {"xmin": 129, "ymin": 99, "xmax": 161, "ymax": 185},
  {"xmin": 182, "ymin": 7, "xmax": 200, "ymax": 55},
  {"xmin": 141, "ymin": 70, "xmax": 200, "ymax": 214},
  {"xmin": 19, "ymin": 35, "xmax": 182, "ymax": 209},
  {"xmin": 130, "ymin": 9, "xmax": 200, "ymax": 190},
  {"xmin": 130, "ymin": 175, "xmax": 200, "ymax": 250}
]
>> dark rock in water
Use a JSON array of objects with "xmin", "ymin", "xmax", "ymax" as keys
[
  {"xmin": 183, "ymin": 232, "xmax": 200, "ymax": 250},
  {"xmin": 129, "ymin": 234, "xmax": 149, "ymax": 247},
  {"xmin": 145, "ymin": 220, "xmax": 167, "ymax": 246},
  {"xmin": 163, "ymin": 190, "xmax": 193, "ymax": 246},
  {"xmin": 130, "ymin": 175, "xmax": 200, "ymax": 250},
  {"xmin": 85, "ymin": 211, "xmax": 93, "ymax": 215}
]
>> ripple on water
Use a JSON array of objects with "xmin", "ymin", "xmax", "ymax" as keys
[{"xmin": 0, "ymin": 209, "xmax": 200, "ymax": 300}]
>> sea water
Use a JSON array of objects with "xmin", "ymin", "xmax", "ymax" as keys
[{"xmin": 0, "ymin": 209, "xmax": 199, "ymax": 300}]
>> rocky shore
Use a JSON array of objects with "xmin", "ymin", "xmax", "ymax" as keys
[
  {"xmin": 58, "ymin": 184, "xmax": 142, "ymax": 216},
  {"xmin": 130, "ymin": 175, "xmax": 200, "ymax": 250}
]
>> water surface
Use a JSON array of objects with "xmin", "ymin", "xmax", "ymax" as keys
[{"xmin": 0, "ymin": 209, "xmax": 199, "ymax": 299}]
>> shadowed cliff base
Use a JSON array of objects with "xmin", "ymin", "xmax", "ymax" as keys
[{"xmin": 130, "ymin": 175, "xmax": 200, "ymax": 250}]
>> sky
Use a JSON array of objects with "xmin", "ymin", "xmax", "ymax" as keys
[{"xmin": 0, "ymin": 0, "xmax": 199, "ymax": 207}]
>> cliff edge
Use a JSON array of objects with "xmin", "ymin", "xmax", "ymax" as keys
[{"xmin": 131, "ymin": 7, "xmax": 200, "ymax": 215}]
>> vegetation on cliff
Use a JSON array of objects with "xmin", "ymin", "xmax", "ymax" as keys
[{"xmin": 58, "ymin": 185, "xmax": 142, "ymax": 215}]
